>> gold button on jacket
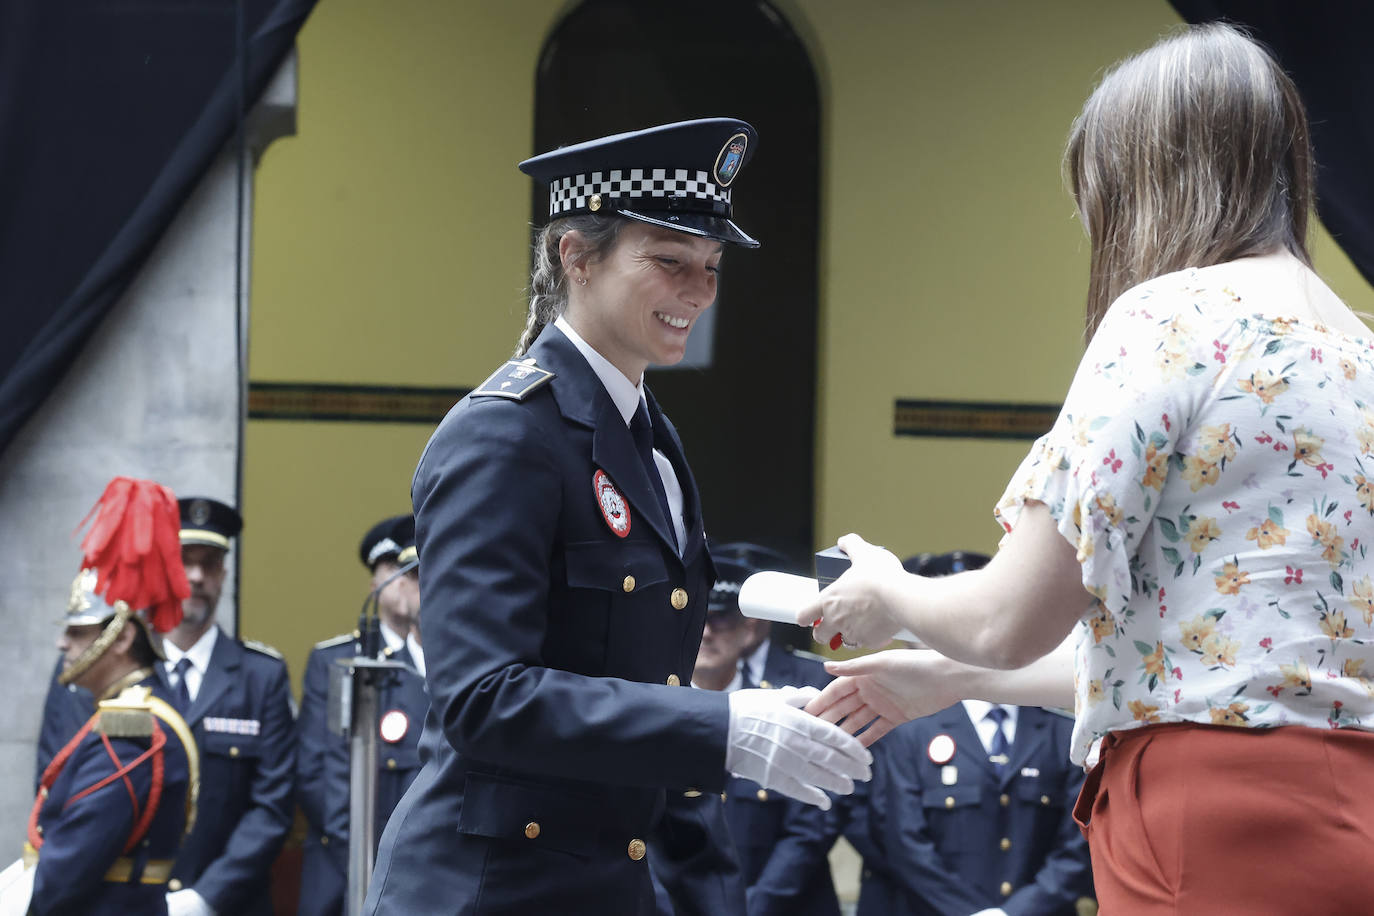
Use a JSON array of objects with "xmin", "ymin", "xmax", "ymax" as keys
[
  {"xmin": 524, "ymin": 822, "xmax": 541, "ymax": 840},
  {"xmin": 756, "ymin": 789, "xmax": 768, "ymax": 802},
  {"xmin": 670, "ymin": 588, "xmax": 688, "ymax": 609},
  {"xmin": 1000, "ymin": 880, "xmax": 1013, "ymax": 897},
  {"xmin": 666, "ymin": 674, "xmax": 681, "ymax": 686},
  {"xmin": 1000, "ymin": 837, "xmax": 1011, "ymax": 851},
  {"xmin": 622, "ymin": 575, "xmax": 635, "ymax": 593},
  {"xmin": 627, "ymin": 838, "xmax": 646, "ymax": 861}
]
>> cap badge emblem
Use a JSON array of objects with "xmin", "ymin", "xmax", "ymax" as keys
[
  {"xmin": 928, "ymin": 733, "xmax": 956, "ymax": 764},
  {"xmin": 713, "ymin": 132, "xmax": 748, "ymax": 187},
  {"xmin": 589, "ymin": 193, "xmax": 603, "ymax": 212},
  {"xmin": 593, "ymin": 470, "xmax": 631, "ymax": 538},
  {"xmin": 189, "ymin": 499, "xmax": 211, "ymax": 526}
]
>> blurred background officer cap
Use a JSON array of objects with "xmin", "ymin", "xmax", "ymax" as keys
[
  {"xmin": 177, "ymin": 496, "xmax": 243, "ymax": 550},
  {"xmin": 708, "ymin": 541, "xmax": 799, "ymax": 617},
  {"xmin": 907, "ymin": 550, "xmax": 991, "ymax": 578},
  {"xmin": 359, "ymin": 514, "xmax": 416, "ymax": 570},
  {"xmin": 519, "ymin": 117, "xmax": 761, "ymax": 248}
]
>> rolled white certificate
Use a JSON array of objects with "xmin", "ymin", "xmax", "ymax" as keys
[{"xmin": 738, "ymin": 571, "xmax": 922, "ymax": 645}]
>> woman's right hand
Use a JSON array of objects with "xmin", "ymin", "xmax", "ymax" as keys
[{"xmin": 804, "ymin": 649, "xmax": 961, "ymax": 747}]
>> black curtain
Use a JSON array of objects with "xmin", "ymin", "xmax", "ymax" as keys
[
  {"xmin": 1170, "ymin": 2, "xmax": 1374, "ymax": 289},
  {"xmin": 0, "ymin": 0, "xmax": 317, "ymax": 458}
]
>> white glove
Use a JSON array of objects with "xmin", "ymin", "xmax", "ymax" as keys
[
  {"xmin": 726, "ymin": 686, "xmax": 872, "ymax": 810},
  {"xmin": 166, "ymin": 888, "xmax": 216, "ymax": 916}
]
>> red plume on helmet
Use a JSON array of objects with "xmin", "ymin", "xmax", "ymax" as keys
[{"xmin": 76, "ymin": 477, "xmax": 190, "ymax": 633}]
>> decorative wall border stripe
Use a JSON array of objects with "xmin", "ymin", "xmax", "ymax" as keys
[
  {"xmin": 894, "ymin": 399, "xmax": 1060, "ymax": 441},
  {"xmin": 248, "ymin": 382, "xmax": 470, "ymax": 424}
]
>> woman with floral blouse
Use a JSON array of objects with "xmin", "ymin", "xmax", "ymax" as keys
[{"xmin": 803, "ymin": 22, "xmax": 1374, "ymax": 914}]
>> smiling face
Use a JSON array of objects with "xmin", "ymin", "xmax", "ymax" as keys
[{"xmin": 561, "ymin": 221, "xmax": 723, "ymax": 382}]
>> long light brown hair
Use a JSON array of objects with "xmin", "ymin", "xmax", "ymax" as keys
[{"xmin": 1066, "ymin": 23, "xmax": 1315, "ymax": 337}]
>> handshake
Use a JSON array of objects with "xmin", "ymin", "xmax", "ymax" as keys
[{"xmin": 725, "ymin": 685, "xmax": 871, "ymax": 810}]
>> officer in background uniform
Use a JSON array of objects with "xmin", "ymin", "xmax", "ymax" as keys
[
  {"xmin": 690, "ymin": 550, "xmax": 842, "ymax": 916},
  {"xmin": 24, "ymin": 478, "xmax": 198, "ymax": 916},
  {"xmin": 856, "ymin": 552, "xmax": 1095, "ymax": 916},
  {"xmin": 296, "ymin": 515, "xmax": 428, "ymax": 916},
  {"xmin": 160, "ymin": 497, "xmax": 297, "ymax": 916}
]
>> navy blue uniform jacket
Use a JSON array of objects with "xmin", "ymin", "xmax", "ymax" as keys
[
  {"xmin": 724, "ymin": 645, "xmax": 840, "ymax": 916},
  {"xmin": 858, "ymin": 705, "xmax": 1093, "ymax": 916},
  {"xmin": 30, "ymin": 674, "xmax": 194, "ymax": 916},
  {"xmin": 365, "ymin": 327, "xmax": 742, "ymax": 915},
  {"xmin": 297, "ymin": 637, "xmax": 428, "ymax": 916},
  {"xmin": 36, "ymin": 657, "xmax": 93, "ymax": 788},
  {"xmin": 165, "ymin": 632, "xmax": 297, "ymax": 915},
  {"xmin": 36, "ymin": 637, "xmax": 295, "ymax": 914}
]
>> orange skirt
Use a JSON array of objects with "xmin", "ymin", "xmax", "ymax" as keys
[{"xmin": 1072, "ymin": 722, "xmax": 1374, "ymax": 915}]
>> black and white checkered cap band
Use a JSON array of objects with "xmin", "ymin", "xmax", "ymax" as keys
[{"xmin": 549, "ymin": 168, "xmax": 732, "ymax": 216}]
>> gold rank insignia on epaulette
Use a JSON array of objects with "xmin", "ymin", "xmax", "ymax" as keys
[
  {"xmin": 95, "ymin": 685, "xmax": 156, "ymax": 738},
  {"xmin": 243, "ymin": 638, "xmax": 284, "ymax": 660},
  {"xmin": 314, "ymin": 632, "xmax": 355, "ymax": 650},
  {"xmin": 472, "ymin": 357, "xmax": 555, "ymax": 401}
]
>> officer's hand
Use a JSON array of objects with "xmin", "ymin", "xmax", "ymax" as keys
[
  {"xmin": 806, "ymin": 649, "xmax": 960, "ymax": 747},
  {"xmin": 725, "ymin": 686, "xmax": 872, "ymax": 811},
  {"xmin": 166, "ymin": 888, "xmax": 217, "ymax": 916}
]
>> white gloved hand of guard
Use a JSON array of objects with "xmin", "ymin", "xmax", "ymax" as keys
[
  {"xmin": 726, "ymin": 686, "xmax": 872, "ymax": 811},
  {"xmin": 166, "ymin": 888, "xmax": 217, "ymax": 916}
]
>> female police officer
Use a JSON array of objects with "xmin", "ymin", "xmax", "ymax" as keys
[{"xmin": 364, "ymin": 119, "xmax": 870, "ymax": 915}]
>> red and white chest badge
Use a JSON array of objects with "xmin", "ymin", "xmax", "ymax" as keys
[
  {"xmin": 379, "ymin": 709, "xmax": 409, "ymax": 744},
  {"xmin": 927, "ymin": 734, "xmax": 956, "ymax": 764},
  {"xmin": 593, "ymin": 469, "xmax": 631, "ymax": 537}
]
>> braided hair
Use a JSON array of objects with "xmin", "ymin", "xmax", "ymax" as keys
[{"xmin": 515, "ymin": 214, "xmax": 626, "ymax": 356}]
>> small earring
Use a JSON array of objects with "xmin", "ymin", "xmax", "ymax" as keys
[{"xmin": 578, "ymin": 277, "xmax": 587, "ymax": 286}]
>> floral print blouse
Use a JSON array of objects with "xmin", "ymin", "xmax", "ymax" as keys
[{"xmin": 994, "ymin": 266, "xmax": 1374, "ymax": 766}]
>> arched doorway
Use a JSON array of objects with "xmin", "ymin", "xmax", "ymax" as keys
[{"xmin": 533, "ymin": 0, "xmax": 822, "ymax": 569}]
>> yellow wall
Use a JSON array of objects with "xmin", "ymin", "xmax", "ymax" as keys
[{"xmin": 246, "ymin": 0, "xmax": 1374, "ymax": 689}]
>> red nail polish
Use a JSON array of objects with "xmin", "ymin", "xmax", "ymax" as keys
[{"xmin": 829, "ymin": 633, "xmax": 843, "ymax": 651}]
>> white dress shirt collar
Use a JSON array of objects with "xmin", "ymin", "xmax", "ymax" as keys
[
  {"xmin": 163, "ymin": 625, "xmax": 219, "ymax": 702},
  {"xmin": 743, "ymin": 638, "xmax": 770, "ymax": 688},
  {"xmin": 163, "ymin": 623, "xmax": 218, "ymax": 672},
  {"xmin": 962, "ymin": 699, "xmax": 1018, "ymax": 752},
  {"xmin": 379, "ymin": 621, "xmax": 405, "ymax": 654},
  {"xmin": 406, "ymin": 632, "xmax": 425, "ymax": 678},
  {"xmin": 555, "ymin": 315, "xmax": 645, "ymax": 425}
]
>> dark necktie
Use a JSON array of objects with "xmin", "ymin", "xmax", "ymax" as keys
[
  {"xmin": 986, "ymin": 706, "xmax": 1011, "ymax": 777},
  {"xmin": 630, "ymin": 401, "xmax": 678, "ymax": 551},
  {"xmin": 737, "ymin": 664, "xmax": 756, "ymax": 692},
  {"xmin": 172, "ymin": 657, "xmax": 193, "ymax": 713}
]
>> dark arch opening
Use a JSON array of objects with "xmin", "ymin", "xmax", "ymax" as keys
[{"xmin": 533, "ymin": 0, "xmax": 822, "ymax": 588}]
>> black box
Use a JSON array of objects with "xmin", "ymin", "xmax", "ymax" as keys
[{"xmin": 814, "ymin": 546, "xmax": 851, "ymax": 590}]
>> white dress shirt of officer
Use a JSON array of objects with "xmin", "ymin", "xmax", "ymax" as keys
[{"xmin": 363, "ymin": 119, "xmax": 870, "ymax": 916}]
